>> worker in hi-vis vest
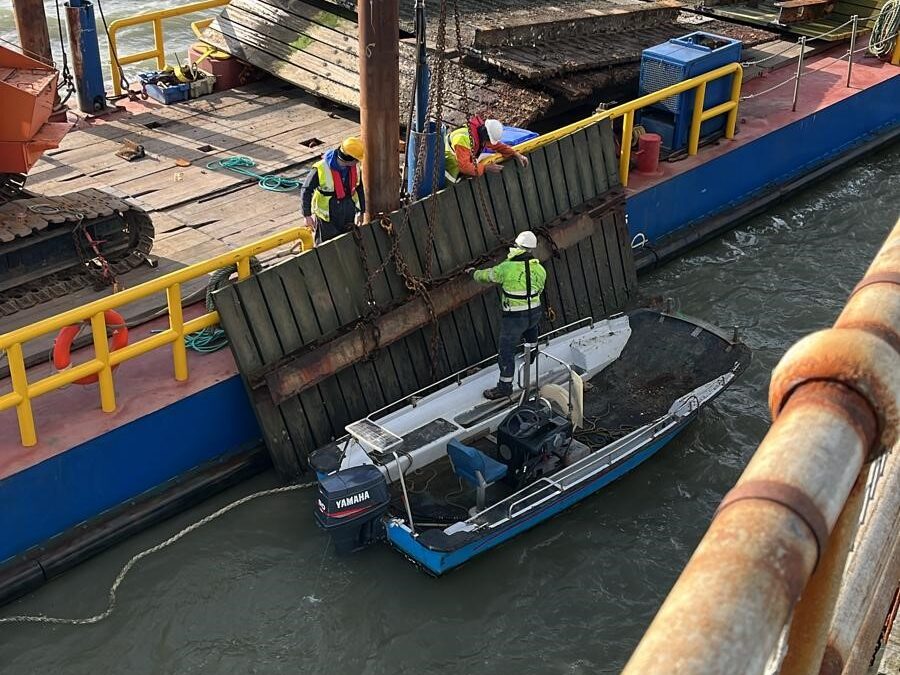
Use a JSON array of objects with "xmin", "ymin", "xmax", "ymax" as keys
[
  {"xmin": 301, "ymin": 137, "xmax": 366, "ymax": 244},
  {"xmin": 469, "ymin": 230, "xmax": 547, "ymax": 400},
  {"xmin": 445, "ymin": 117, "xmax": 529, "ymax": 181}
]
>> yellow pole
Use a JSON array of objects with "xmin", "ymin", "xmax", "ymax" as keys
[
  {"xmin": 236, "ymin": 257, "xmax": 251, "ymax": 279},
  {"xmin": 689, "ymin": 81, "xmax": 708, "ymax": 156},
  {"xmin": 153, "ymin": 18, "xmax": 166, "ymax": 69},
  {"xmin": 90, "ymin": 312, "xmax": 117, "ymax": 413},
  {"xmin": 167, "ymin": 283, "xmax": 189, "ymax": 381},
  {"xmin": 892, "ymin": 32, "xmax": 900, "ymax": 66},
  {"xmin": 726, "ymin": 67, "xmax": 742, "ymax": 140},
  {"xmin": 7, "ymin": 343, "xmax": 37, "ymax": 447},
  {"xmin": 619, "ymin": 111, "xmax": 634, "ymax": 187}
]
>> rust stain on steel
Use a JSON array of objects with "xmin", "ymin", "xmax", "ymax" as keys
[
  {"xmin": 716, "ymin": 478, "xmax": 830, "ymax": 571},
  {"xmin": 768, "ymin": 328, "xmax": 899, "ymax": 454},
  {"xmin": 263, "ymin": 210, "xmax": 601, "ymax": 405},
  {"xmin": 849, "ymin": 270, "xmax": 900, "ymax": 299}
]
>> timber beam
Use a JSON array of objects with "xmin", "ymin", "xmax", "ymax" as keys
[{"xmin": 257, "ymin": 195, "xmax": 621, "ymax": 406}]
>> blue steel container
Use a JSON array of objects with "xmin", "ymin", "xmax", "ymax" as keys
[
  {"xmin": 406, "ymin": 121, "xmax": 446, "ymax": 199},
  {"xmin": 638, "ymin": 32, "xmax": 742, "ymax": 153},
  {"xmin": 66, "ymin": 0, "xmax": 108, "ymax": 113}
]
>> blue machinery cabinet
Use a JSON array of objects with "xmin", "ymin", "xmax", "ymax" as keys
[{"xmin": 638, "ymin": 32, "xmax": 742, "ymax": 153}]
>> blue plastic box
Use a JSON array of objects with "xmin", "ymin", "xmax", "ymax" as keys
[
  {"xmin": 483, "ymin": 125, "xmax": 539, "ymax": 153},
  {"xmin": 139, "ymin": 73, "xmax": 190, "ymax": 105}
]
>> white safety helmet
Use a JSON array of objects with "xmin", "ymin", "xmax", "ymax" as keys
[
  {"xmin": 515, "ymin": 230, "xmax": 538, "ymax": 249},
  {"xmin": 485, "ymin": 119, "xmax": 504, "ymax": 144}
]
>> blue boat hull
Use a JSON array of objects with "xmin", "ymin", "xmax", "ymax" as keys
[{"xmin": 386, "ymin": 422, "xmax": 689, "ymax": 575}]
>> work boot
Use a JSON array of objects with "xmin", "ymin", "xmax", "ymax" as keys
[{"xmin": 483, "ymin": 382, "xmax": 513, "ymax": 400}]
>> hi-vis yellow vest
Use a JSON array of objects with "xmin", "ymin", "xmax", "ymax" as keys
[
  {"xmin": 312, "ymin": 160, "xmax": 361, "ymax": 222},
  {"xmin": 444, "ymin": 126, "xmax": 477, "ymax": 180}
]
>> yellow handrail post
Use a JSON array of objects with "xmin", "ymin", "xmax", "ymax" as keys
[
  {"xmin": 237, "ymin": 257, "xmax": 252, "ymax": 279},
  {"xmin": 167, "ymin": 283, "xmax": 189, "ymax": 381},
  {"xmin": 153, "ymin": 19, "xmax": 166, "ymax": 70},
  {"xmin": 688, "ymin": 81, "xmax": 708, "ymax": 156},
  {"xmin": 619, "ymin": 111, "xmax": 634, "ymax": 187},
  {"xmin": 726, "ymin": 67, "xmax": 743, "ymax": 140},
  {"xmin": 7, "ymin": 344, "xmax": 36, "ymax": 447},
  {"xmin": 90, "ymin": 312, "xmax": 117, "ymax": 413}
]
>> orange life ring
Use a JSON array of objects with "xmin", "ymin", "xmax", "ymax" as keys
[{"xmin": 53, "ymin": 310, "xmax": 129, "ymax": 385}]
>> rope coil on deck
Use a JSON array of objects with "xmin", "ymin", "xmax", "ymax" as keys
[{"xmin": 0, "ymin": 481, "xmax": 316, "ymax": 626}]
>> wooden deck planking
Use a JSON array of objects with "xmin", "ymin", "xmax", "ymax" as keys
[{"xmin": 3, "ymin": 79, "xmax": 359, "ymax": 374}]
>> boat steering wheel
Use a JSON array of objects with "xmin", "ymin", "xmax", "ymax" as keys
[{"xmin": 506, "ymin": 408, "xmax": 543, "ymax": 438}]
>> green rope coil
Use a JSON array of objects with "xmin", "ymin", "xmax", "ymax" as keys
[{"xmin": 205, "ymin": 156, "xmax": 308, "ymax": 192}]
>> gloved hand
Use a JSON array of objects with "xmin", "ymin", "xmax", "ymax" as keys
[
  {"xmin": 516, "ymin": 153, "xmax": 530, "ymax": 168},
  {"xmin": 303, "ymin": 215, "xmax": 315, "ymax": 229}
]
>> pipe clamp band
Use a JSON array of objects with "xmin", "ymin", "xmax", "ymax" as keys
[
  {"xmin": 849, "ymin": 271, "xmax": 900, "ymax": 299},
  {"xmin": 716, "ymin": 480, "xmax": 829, "ymax": 570}
]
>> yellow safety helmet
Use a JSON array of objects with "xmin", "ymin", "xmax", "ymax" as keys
[{"xmin": 339, "ymin": 136, "xmax": 365, "ymax": 162}]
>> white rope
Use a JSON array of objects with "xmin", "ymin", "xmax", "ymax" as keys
[
  {"xmin": 741, "ymin": 74, "xmax": 801, "ymax": 99},
  {"xmin": 0, "ymin": 481, "xmax": 317, "ymax": 626},
  {"xmin": 869, "ymin": 0, "xmax": 900, "ymax": 57}
]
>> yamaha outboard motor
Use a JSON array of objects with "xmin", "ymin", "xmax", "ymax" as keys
[
  {"xmin": 496, "ymin": 401, "xmax": 573, "ymax": 488},
  {"xmin": 315, "ymin": 465, "xmax": 390, "ymax": 553}
]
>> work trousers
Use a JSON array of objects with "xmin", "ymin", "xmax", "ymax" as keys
[{"xmin": 497, "ymin": 307, "xmax": 543, "ymax": 382}]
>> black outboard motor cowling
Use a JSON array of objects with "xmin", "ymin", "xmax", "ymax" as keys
[{"xmin": 315, "ymin": 465, "xmax": 390, "ymax": 553}]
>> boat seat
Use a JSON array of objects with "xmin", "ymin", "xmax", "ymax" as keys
[{"xmin": 447, "ymin": 439, "xmax": 508, "ymax": 514}]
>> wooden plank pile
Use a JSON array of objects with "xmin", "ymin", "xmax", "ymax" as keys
[
  {"xmin": 214, "ymin": 119, "xmax": 638, "ymax": 478},
  {"xmin": 201, "ymin": 0, "xmax": 554, "ymax": 127}
]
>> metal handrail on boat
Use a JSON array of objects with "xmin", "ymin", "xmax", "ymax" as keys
[
  {"xmin": 0, "ymin": 227, "xmax": 311, "ymax": 448},
  {"xmin": 364, "ymin": 317, "xmax": 596, "ymax": 423},
  {"xmin": 481, "ymin": 62, "xmax": 743, "ymax": 187},
  {"xmin": 106, "ymin": 0, "xmax": 230, "ymax": 96}
]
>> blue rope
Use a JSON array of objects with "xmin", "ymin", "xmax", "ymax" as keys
[{"xmin": 205, "ymin": 156, "xmax": 308, "ymax": 192}]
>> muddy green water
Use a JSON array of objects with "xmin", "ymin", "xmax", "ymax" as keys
[{"xmin": 0, "ymin": 16, "xmax": 897, "ymax": 663}]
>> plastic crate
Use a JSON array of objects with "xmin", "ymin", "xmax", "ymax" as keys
[
  {"xmin": 139, "ymin": 73, "xmax": 190, "ymax": 105},
  {"xmin": 189, "ymin": 73, "xmax": 216, "ymax": 99}
]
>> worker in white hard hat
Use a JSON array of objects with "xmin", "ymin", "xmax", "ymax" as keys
[
  {"xmin": 469, "ymin": 230, "xmax": 546, "ymax": 400},
  {"xmin": 444, "ymin": 116, "xmax": 529, "ymax": 182}
]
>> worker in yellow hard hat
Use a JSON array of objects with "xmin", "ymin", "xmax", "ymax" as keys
[{"xmin": 301, "ymin": 137, "xmax": 366, "ymax": 244}]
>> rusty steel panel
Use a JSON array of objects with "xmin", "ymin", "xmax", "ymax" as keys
[{"xmin": 261, "ymin": 208, "xmax": 601, "ymax": 405}]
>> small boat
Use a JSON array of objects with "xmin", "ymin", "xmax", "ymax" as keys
[{"xmin": 310, "ymin": 309, "xmax": 751, "ymax": 574}]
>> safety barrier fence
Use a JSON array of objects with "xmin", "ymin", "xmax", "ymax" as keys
[
  {"xmin": 621, "ymin": 219, "xmax": 900, "ymax": 674},
  {"xmin": 107, "ymin": 0, "xmax": 230, "ymax": 96},
  {"xmin": 484, "ymin": 62, "xmax": 743, "ymax": 187},
  {"xmin": 0, "ymin": 227, "xmax": 311, "ymax": 448}
]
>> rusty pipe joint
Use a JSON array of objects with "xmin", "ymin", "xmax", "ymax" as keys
[{"xmin": 769, "ymin": 328, "xmax": 900, "ymax": 461}]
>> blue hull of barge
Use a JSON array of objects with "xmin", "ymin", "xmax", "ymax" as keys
[
  {"xmin": 386, "ymin": 425, "xmax": 686, "ymax": 575},
  {"xmin": 627, "ymin": 74, "xmax": 900, "ymax": 247}
]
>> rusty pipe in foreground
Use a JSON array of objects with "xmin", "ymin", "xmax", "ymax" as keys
[
  {"xmin": 820, "ymin": 447, "xmax": 900, "ymax": 675},
  {"xmin": 623, "ymin": 221, "xmax": 900, "ymax": 675},
  {"xmin": 779, "ymin": 472, "xmax": 866, "ymax": 675}
]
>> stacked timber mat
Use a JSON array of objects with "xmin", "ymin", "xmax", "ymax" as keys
[
  {"xmin": 214, "ymin": 119, "xmax": 637, "ymax": 478},
  {"xmin": 199, "ymin": 0, "xmax": 776, "ymax": 123}
]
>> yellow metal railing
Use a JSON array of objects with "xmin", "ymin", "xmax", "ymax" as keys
[
  {"xmin": 107, "ymin": 0, "xmax": 230, "ymax": 96},
  {"xmin": 0, "ymin": 227, "xmax": 313, "ymax": 448},
  {"xmin": 486, "ymin": 62, "xmax": 743, "ymax": 188}
]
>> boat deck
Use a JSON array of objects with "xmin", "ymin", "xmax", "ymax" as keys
[{"xmin": 1, "ymin": 77, "xmax": 359, "ymax": 369}]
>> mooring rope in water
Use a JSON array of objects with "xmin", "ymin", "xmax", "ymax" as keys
[{"xmin": 0, "ymin": 481, "xmax": 317, "ymax": 626}]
